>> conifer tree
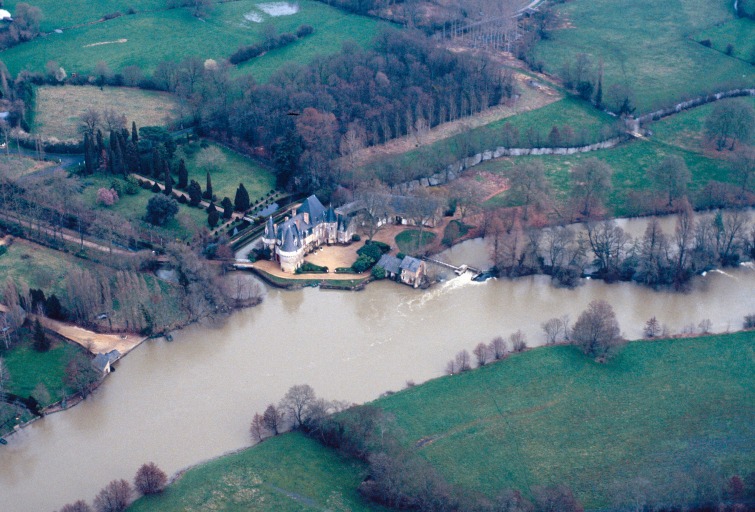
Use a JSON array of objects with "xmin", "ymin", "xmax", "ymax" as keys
[
  {"xmin": 187, "ymin": 180, "xmax": 202, "ymax": 206},
  {"xmin": 33, "ymin": 318, "xmax": 50, "ymax": 352},
  {"xmin": 177, "ymin": 159, "xmax": 188, "ymax": 189},
  {"xmin": 221, "ymin": 197, "xmax": 234, "ymax": 219},
  {"xmin": 207, "ymin": 202, "xmax": 219, "ymax": 228},
  {"xmin": 131, "ymin": 121, "xmax": 138, "ymax": 144},
  {"xmin": 234, "ymin": 183, "xmax": 250, "ymax": 212},
  {"xmin": 164, "ymin": 162, "xmax": 173, "ymax": 195},
  {"xmin": 203, "ymin": 171, "xmax": 213, "ymax": 200}
]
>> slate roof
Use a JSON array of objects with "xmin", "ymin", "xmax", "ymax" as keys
[
  {"xmin": 263, "ymin": 216, "xmax": 275, "ymax": 239},
  {"xmin": 298, "ymin": 195, "xmax": 327, "ymax": 224},
  {"xmin": 92, "ymin": 350, "xmax": 120, "ymax": 372},
  {"xmin": 376, "ymin": 254, "xmax": 402, "ymax": 275},
  {"xmin": 400, "ymin": 256, "xmax": 422, "ymax": 273},
  {"xmin": 280, "ymin": 222, "xmax": 301, "ymax": 252}
]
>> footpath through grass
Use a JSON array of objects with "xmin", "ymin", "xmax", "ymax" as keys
[
  {"xmin": 372, "ymin": 332, "xmax": 755, "ymax": 509},
  {"xmin": 128, "ymin": 431, "xmax": 379, "ymax": 512},
  {"xmin": 534, "ymin": 0, "xmax": 754, "ymax": 113}
]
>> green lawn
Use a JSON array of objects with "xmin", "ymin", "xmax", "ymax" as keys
[
  {"xmin": 80, "ymin": 174, "xmax": 208, "ymax": 240},
  {"xmin": 3, "ymin": 0, "xmax": 166, "ymax": 32},
  {"xmin": 2, "ymin": 331, "xmax": 79, "ymax": 406},
  {"xmin": 1, "ymin": 1, "xmax": 383, "ymax": 82},
  {"xmin": 395, "ymin": 229, "xmax": 436, "ymax": 254},
  {"xmin": 362, "ymin": 97, "xmax": 618, "ymax": 184},
  {"xmin": 128, "ymin": 431, "xmax": 379, "ymax": 512},
  {"xmin": 482, "ymin": 97, "xmax": 753, "ymax": 216},
  {"xmin": 533, "ymin": 0, "xmax": 755, "ymax": 113},
  {"xmin": 177, "ymin": 141, "xmax": 277, "ymax": 204},
  {"xmin": 367, "ymin": 332, "xmax": 755, "ymax": 509}
]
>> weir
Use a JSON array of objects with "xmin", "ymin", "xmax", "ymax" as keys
[{"xmin": 421, "ymin": 256, "xmax": 481, "ymax": 276}]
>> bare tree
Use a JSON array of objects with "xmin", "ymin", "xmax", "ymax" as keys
[
  {"xmin": 262, "ymin": 404, "xmax": 285, "ymax": 435},
  {"xmin": 356, "ymin": 181, "xmax": 391, "ymax": 241},
  {"xmin": 93, "ymin": 479, "xmax": 132, "ymax": 512},
  {"xmin": 698, "ymin": 318, "xmax": 713, "ymax": 334},
  {"xmin": 448, "ymin": 179, "xmax": 484, "ymax": 219},
  {"xmin": 508, "ymin": 161, "xmax": 551, "ymax": 221},
  {"xmin": 79, "ymin": 108, "xmax": 101, "ymax": 136},
  {"xmin": 102, "ymin": 109, "xmax": 127, "ymax": 132},
  {"xmin": 586, "ymin": 220, "xmax": 631, "ymax": 277},
  {"xmin": 643, "ymin": 317, "xmax": 662, "ymax": 338},
  {"xmin": 570, "ymin": 158, "xmax": 612, "ymax": 218},
  {"xmin": 250, "ymin": 412, "xmax": 266, "ymax": 442},
  {"xmin": 571, "ymin": 300, "xmax": 623, "ymax": 361},
  {"xmin": 647, "ymin": 155, "xmax": 691, "ymax": 207},
  {"xmin": 279, "ymin": 384, "xmax": 316, "ymax": 428},
  {"xmin": 473, "ymin": 342, "xmax": 490, "ymax": 366},
  {"xmin": 509, "ymin": 330, "xmax": 527, "ymax": 352},
  {"xmin": 542, "ymin": 317, "xmax": 567, "ymax": 345},
  {"xmin": 488, "ymin": 336, "xmax": 507, "ymax": 360},
  {"xmin": 532, "ymin": 485, "xmax": 583, "ymax": 512},
  {"xmin": 134, "ymin": 462, "xmax": 167, "ymax": 495},
  {"xmin": 60, "ymin": 501, "xmax": 94, "ymax": 512},
  {"xmin": 65, "ymin": 351, "xmax": 101, "ymax": 398},
  {"xmin": 496, "ymin": 488, "xmax": 534, "ymax": 512},
  {"xmin": 446, "ymin": 349, "xmax": 472, "ymax": 374}
]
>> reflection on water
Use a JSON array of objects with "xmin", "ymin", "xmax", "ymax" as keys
[{"xmin": 2, "ymin": 226, "xmax": 755, "ymax": 511}]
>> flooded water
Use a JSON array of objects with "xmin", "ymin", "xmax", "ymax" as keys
[{"xmin": 2, "ymin": 215, "xmax": 755, "ymax": 511}]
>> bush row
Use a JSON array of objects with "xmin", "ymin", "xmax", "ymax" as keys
[{"xmin": 229, "ymin": 25, "xmax": 314, "ymax": 65}]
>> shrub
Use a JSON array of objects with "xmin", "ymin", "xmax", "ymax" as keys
[
  {"xmin": 296, "ymin": 261, "xmax": 328, "ymax": 274},
  {"xmin": 0, "ymin": 246, "xmax": 6, "ymax": 257},
  {"xmin": 371, "ymin": 265, "xmax": 386, "ymax": 279},
  {"xmin": 357, "ymin": 242, "xmax": 383, "ymax": 261},
  {"xmin": 351, "ymin": 234, "xmax": 361, "ymax": 242},
  {"xmin": 177, "ymin": 194, "xmax": 188, "ymax": 204},
  {"xmin": 351, "ymin": 254, "xmax": 375, "ymax": 273},
  {"xmin": 96, "ymin": 188, "xmax": 119, "ymax": 206},
  {"xmin": 744, "ymin": 314, "xmax": 755, "ymax": 329},
  {"xmin": 700, "ymin": 39, "xmax": 712, "ymax": 47},
  {"xmin": 296, "ymin": 24, "xmax": 314, "ymax": 38},
  {"xmin": 123, "ymin": 176, "xmax": 140, "ymax": 195},
  {"xmin": 150, "ymin": 182, "xmax": 161, "ymax": 193}
]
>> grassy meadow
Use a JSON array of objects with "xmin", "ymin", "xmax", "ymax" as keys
[
  {"xmin": 177, "ymin": 141, "xmax": 277, "ymax": 203},
  {"xmin": 128, "ymin": 431, "xmax": 378, "ymax": 512},
  {"xmin": 34, "ymin": 85, "xmax": 179, "ymax": 141},
  {"xmin": 370, "ymin": 332, "xmax": 755, "ymax": 509},
  {"xmin": 483, "ymin": 96, "xmax": 754, "ymax": 216},
  {"xmin": 1, "ymin": 329, "xmax": 79, "ymax": 406},
  {"xmin": 361, "ymin": 97, "xmax": 618, "ymax": 182},
  {"xmin": 1, "ymin": 1, "xmax": 384, "ymax": 82},
  {"xmin": 534, "ymin": 0, "xmax": 755, "ymax": 112},
  {"xmin": 395, "ymin": 229, "xmax": 436, "ymax": 254},
  {"xmin": 695, "ymin": 17, "xmax": 755, "ymax": 64}
]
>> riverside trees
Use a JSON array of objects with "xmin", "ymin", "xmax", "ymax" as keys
[{"xmin": 571, "ymin": 300, "xmax": 623, "ymax": 361}]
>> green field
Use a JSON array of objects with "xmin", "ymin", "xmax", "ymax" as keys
[
  {"xmin": 395, "ymin": 229, "xmax": 436, "ymax": 254},
  {"xmin": 483, "ymin": 97, "xmax": 754, "ymax": 216},
  {"xmin": 534, "ymin": 0, "xmax": 755, "ymax": 113},
  {"xmin": 177, "ymin": 142, "xmax": 277, "ymax": 204},
  {"xmin": 368, "ymin": 332, "xmax": 755, "ymax": 509},
  {"xmin": 128, "ymin": 431, "xmax": 379, "ymax": 512},
  {"xmin": 1, "ymin": 1, "xmax": 383, "ymax": 82},
  {"xmin": 695, "ymin": 17, "xmax": 755, "ymax": 64},
  {"xmin": 0, "ymin": 238, "xmax": 89, "ymax": 298},
  {"xmin": 2, "ymin": 330, "xmax": 79, "ymax": 406},
  {"xmin": 3, "ymin": 0, "xmax": 166, "ymax": 32},
  {"xmin": 361, "ymin": 97, "xmax": 618, "ymax": 183},
  {"xmin": 34, "ymin": 85, "xmax": 179, "ymax": 141}
]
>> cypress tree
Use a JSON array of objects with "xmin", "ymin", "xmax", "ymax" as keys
[
  {"xmin": 84, "ymin": 132, "xmax": 95, "ymax": 175},
  {"xmin": 177, "ymin": 159, "xmax": 188, "ymax": 189},
  {"xmin": 164, "ymin": 162, "xmax": 173, "ymax": 195},
  {"xmin": 151, "ymin": 148, "xmax": 162, "ymax": 179},
  {"xmin": 96, "ymin": 129, "xmax": 105, "ymax": 155},
  {"xmin": 132, "ymin": 121, "xmax": 139, "ymax": 144},
  {"xmin": 203, "ymin": 171, "xmax": 213, "ymax": 200},
  {"xmin": 234, "ymin": 183, "xmax": 250, "ymax": 212},
  {"xmin": 595, "ymin": 76, "xmax": 603, "ymax": 110},
  {"xmin": 207, "ymin": 204, "xmax": 219, "ymax": 228},
  {"xmin": 33, "ymin": 318, "xmax": 50, "ymax": 352},
  {"xmin": 187, "ymin": 180, "xmax": 202, "ymax": 206},
  {"xmin": 45, "ymin": 294, "xmax": 64, "ymax": 320},
  {"xmin": 221, "ymin": 197, "xmax": 234, "ymax": 219}
]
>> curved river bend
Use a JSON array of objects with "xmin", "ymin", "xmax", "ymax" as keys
[{"xmin": 2, "ymin": 222, "xmax": 755, "ymax": 511}]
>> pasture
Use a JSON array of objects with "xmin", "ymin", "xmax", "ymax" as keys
[
  {"xmin": 128, "ymin": 431, "xmax": 377, "ymax": 512},
  {"xmin": 0, "ymin": 154, "xmax": 55, "ymax": 180},
  {"xmin": 372, "ymin": 332, "xmax": 755, "ymax": 509},
  {"xmin": 482, "ymin": 97, "xmax": 754, "ymax": 216},
  {"xmin": 0, "ymin": 1, "xmax": 383, "ymax": 82},
  {"xmin": 533, "ymin": 0, "xmax": 754, "ymax": 112},
  {"xmin": 34, "ymin": 85, "xmax": 179, "ymax": 141}
]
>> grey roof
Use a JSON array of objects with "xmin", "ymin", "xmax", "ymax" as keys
[
  {"xmin": 93, "ymin": 350, "xmax": 120, "ymax": 372},
  {"xmin": 325, "ymin": 206, "xmax": 337, "ymax": 223},
  {"xmin": 264, "ymin": 216, "xmax": 275, "ymax": 239},
  {"xmin": 400, "ymin": 256, "xmax": 422, "ymax": 273},
  {"xmin": 280, "ymin": 223, "xmax": 301, "ymax": 252},
  {"xmin": 376, "ymin": 254, "xmax": 402, "ymax": 274},
  {"xmin": 299, "ymin": 195, "xmax": 326, "ymax": 224}
]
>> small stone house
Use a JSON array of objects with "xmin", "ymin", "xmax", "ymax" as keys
[
  {"xmin": 376, "ymin": 254, "xmax": 426, "ymax": 288},
  {"xmin": 92, "ymin": 350, "xmax": 121, "ymax": 374}
]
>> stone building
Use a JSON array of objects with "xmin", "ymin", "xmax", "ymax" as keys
[{"xmin": 260, "ymin": 195, "xmax": 356, "ymax": 273}]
